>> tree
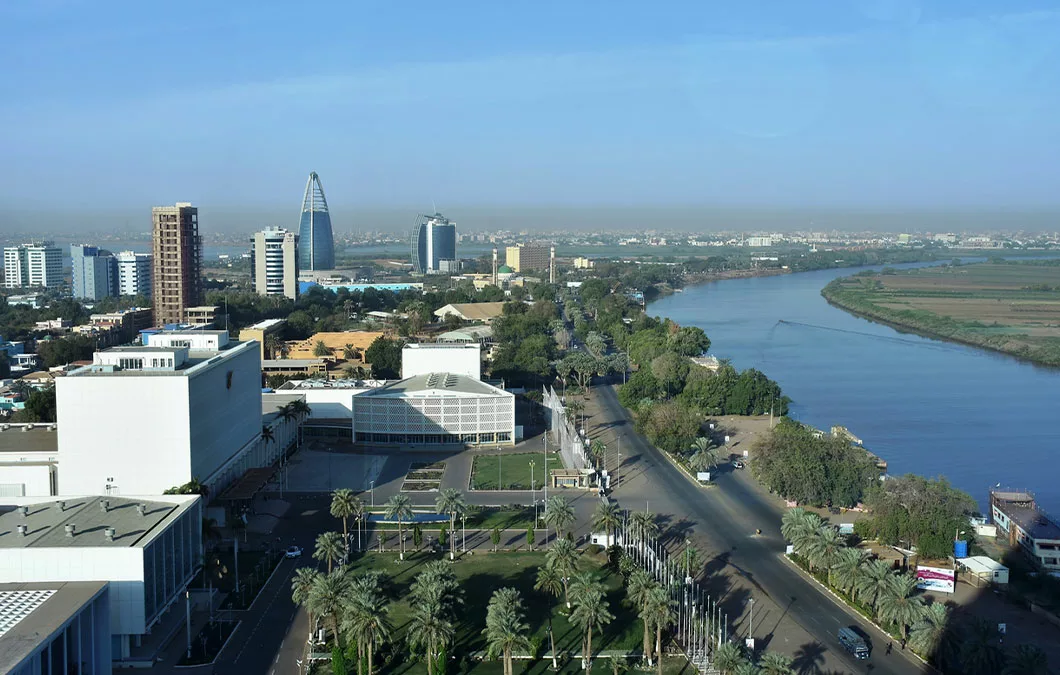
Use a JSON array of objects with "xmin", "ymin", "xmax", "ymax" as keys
[
  {"xmin": 365, "ymin": 336, "xmax": 403, "ymax": 379},
  {"xmin": 544, "ymin": 495, "xmax": 576, "ymax": 540},
  {"xmin": 631, "ymin": 511, "xmax": 659, "ymax": 545},
  {"xmin": 291, "ymin": 567, "xmax": 321, "ymax": 640},
  {"xmin": 484, "ymin": 588, "xmax": 531, "ymax": 675},
  {"xmin": 876, "ymin": 574, "xmax": 925, "ymax": 642},
  {"xmin": 309, "ymin": 569, "xmax": 349, "ymax": 646},
  {"xmin": 713, "ymin": 641, "xmax": 745, "ymax": 675},
  {"xmin": 545, "ymin": 537, "xmax": 580, "ymax": 609},
  {"xmin": 650, "ymin": 352, "xmax": 689, "ymax": 398},
  {"xmin": 409, "ymin": 602, "xmax": 454, "ymax": 675},
  {"xmin": 534, "ymin": 565, "xmax": 564, "ymax": 669},
  {"xmin": 855, "ymin": 560, "xmax": 895, "ymax": 611},
  {"xmin": 689, "ymin": 437, "xmax": 720, "ymax": 471},
  {"xmin": 780, "ymin": 508, "xmax": 822, "ymax": 555},
  {"xmin": 644, "ymin": 585, "xmax": 675, "ymax": 675},
  {"xmin": 343, "ymin": 574, "xmax": 392, "ymax": 675},
  {"xmin": 959, "ymin": 618, "xmax": 1005, "ymax": 675},
  {"xmin": 640, "ymin": 401, "xmax": 702, "ymax": 454},
  {"xmin": 330, "ymin": 489, "xmax": 357, "ymax": 548},
  {"xmin": 830, "ymin": 547, "xmax": 869, "ymax": 599},
  {"xmin": 1002, "ymin": 644, "xmax": 1049, "ymax": 675},
  {"xmin": 668, "ymin": 326, "xmax": 711, "ymax": 357},
  {"xmin": 11, "ymin": 386, "xmax": 57, "ymax": 423},
  {"xmin": 908, "ymin": 602, "xmax": 949, "ymax": 660},
  {"xmin": 491, "ymin": 526, "xmax": 502, "ymax": 552},
  {"xmin": 759, "ymin": 652, "xmax": 795, "ymax": 675},
  {"xmin": 384, "ymin": 494, "xmax": 414, "ymax": 560},
  {"xmin": 314, "ymin": 531, "xmax": 344, "ymax": 573},
  {"xmin": 626, "ymin": 569, "xmax": 659, "ymax": 664},
  {"xmin": 570, "ymin": 581, "xmax": 614, "ymax": 672},
  {"xmin": 313, "ymin": 340, "xmax": 332, "ymax": 357},
  {"xmin": 591, "ymin": 501, "xmax": 622, "ymax": 545},
  {"xmin": 435, "ymin": 488, "xmax": 467, "ymax": 561},
  {"xmin": 805, "ymin": 526, "xmax": 845, "ymax": 584},
  {"xmin": 733, "ymin": 663, "xmax": 761, "ymax": 675}
]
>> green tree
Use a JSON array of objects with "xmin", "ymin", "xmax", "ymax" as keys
[
  {"xmin": 330, "ymin": 488, "xmax": 358, "ymax": 548},
  {"xmin": 876, "ymin": 574, "xmax": 925, "ymax": 642},
  {"xmin": 908, "ymin": 603, "xmax": 950, "ymax": 661},
  {"xmin": 759, "ymin": 652, "xmax": 795, "ymax": 675},
  {"xmin": 713, "ymin": 642, "xmax": 745, "ymax": 675},
  {"xmin": 650, "ymin": 351, "xmax": 689, "ymax": 398},
  {"xmin": 959, "ymin": 619, "xmax": 1005, "ymax": 675},
  {"xmin": 408, "ymin": 602, "xmax": 454, "ymax": 675},
  {"xmin": 313, "ymin": 340, "xmax": 332, "ymax": 357},
  {"xmin": 1002, "ymin": 644, "xmax": 1049, "ymax": 675},
  {"xmin": 544, "ymin": 495, "xmax": 576, "ymax": 540},
  {"xmin": 733, "ymin": 662, "xmax": 761, "ymax": 675},
  {"xmin": 545, "ymin": 538, "xmax": 579, "ymax": 609},
  {"xmin": 11, "ymin": 386, "xmax": 57, "ymax": 423},
  {"xmin": 534, "ymin": 564, "xmax": 564, "ymax": 669},
  {"xmin": 365, "ymin": 336, "xmax": 403, "ymax": 379},
  {"xmin": 830, "ymin": 547, "xmax": 869, "ymax": 599},
  {"xmin": 384, "ymin": 494, "xmax": 414, "ymax": 560},
  {"xmin": 291, "ymin": 567, "xmax": 321, "ymax": 641},
  {"xmin": 435, "ymin": 488, "xmax": 467, "ymax": 561},
  {"xmin": 314, "ymin": 531, "xmax": 344, "ymax": 573},
  {"xmin": 570, "ymin": 579, "xmax": 614, "ymax": 672},
  {"xmin": 855, "ymin": 560, "xmax": 895, "ymax": 611},
  {"xmin": 626, "ymin": 569, "xmax": 659, "ymax": 664},
  {"xmin": 668, "ymin": 326, "xmax": 711, "ymax": 357},
  {"xmin": 343, "ymin": 574, "xmax": 391, "ymax": 675},
  {"xmin": 641, "ymin": 401, "xmax": 702, "ymax": 454},
  {"xmin": 483, "ymin": 588, "xmax": 531, "ymax": 675},
  {"xmin": 644, "ymin": 585, "xmax": 675, "ymax": 675},
  {"xmin": 491, "ymin": 526, "xmax": 502, "ymax": 552},
  {"xmin": 805, "ymin": 526, "xmax": 845, "ymax": 584},
  {"xmin": 591, "ymin": 501, "xmax": 622, "ymax": 545},
  {"xmin": 309, "ymin": 569, "xmax": 349, "ymax": 646}
]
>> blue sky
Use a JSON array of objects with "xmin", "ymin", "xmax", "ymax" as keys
[{"xmin": 1, "ymin": 0, "xmax": 1058, "ymax": 214}]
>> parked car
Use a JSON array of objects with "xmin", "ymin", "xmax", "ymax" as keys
[
  {"xmin": 285, "ymin": 545, "xmax": 303, "ymax": 559},
  {"xmin": 731, "ymin": 460, "xmax": 745, "ymax": 469}
]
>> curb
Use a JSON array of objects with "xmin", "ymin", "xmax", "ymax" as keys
[{"xmin": 175, "ymin": 619, "xmax": 242, "ymax": 668}]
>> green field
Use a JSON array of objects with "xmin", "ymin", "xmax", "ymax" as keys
[
  {"xmin": 823, "ymin": 260, "xmax": 1060, "ymax": 366},
  {"xmin": 471, "ymin": 453, "xmax": 561, "ymax": 491}
]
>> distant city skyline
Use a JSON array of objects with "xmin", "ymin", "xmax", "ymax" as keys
[{"xmin": 1, "ymin": 2, "xmax": 1059, "ymax": 220}]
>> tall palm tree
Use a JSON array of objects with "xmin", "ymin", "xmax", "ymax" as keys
[
  {"xmin": 342, "ymin": 343, "xmax": 361, "ymax": 361},
  {"xmin": 569, "ymin": 571, "xmax": 599, "ymax": 607},
  {"xmin": 308, "ymin": 569, "xmax": 349, "ymax": 646},
  {"xmin": 780, "ymin": 508, "xmax": 822, "ymax": 555},
  {"xmin": 592, "ymin": 501, "xmax": 622, "ymax": 545},
  {"xmin": 410, "ymin": 561, "xmax": 463, "ymax": 619},
  {"xmin": 409, "ymin": 601, "xmax": 454, "ymax": 675},
  {"xmin": 806, "ymin": 526, "xmax": 845, "ymax": 583},
  {"xmin": 733, "ymin": 663, "xmax": 761, "ymax": 675},
  {"xmin": 713, "ymin": 641, "xmax": 745, "ymax": 675},
  {"xmin": 314, "ymin": 531, "xmax": 344, "ymax": 573},
  {"xmin": 631, "ymin": 510, "xmax": 659, "ymax": 543},
  {"xmin": 570, "ymin": 584, "xmax": 614, "ymax": 672},
  {"xmin": 484, "ymin": 587, "xmax": 531, "ymax": 675},
  {"xmin": 291, "ymin": 567, "xmax": 321, "ymax": 640},
  {"xmin": 351, "ymin": 496, "xmax": 366, "ymax": 551},
  {"xmin": 689, "ymin": 436, "xmax": 713, "ymax": 455},
  {"xmin": 1002, "ymin": 644, "xmax": 1049, "ymax": 675},
  {"xmin": 854, "ymin": 559, "xmax": 894, "ymax": 612},
  {"xmin": 830, "ymin": 547, "xmax": 869, "ymax": 599},
  {"xmin": 330, "ymin": 488, "xmax": 357, "ymax": 547},
  {"xmin": 627, "ymin": 569, "xmax": 659, "ymax": 664},
  {"xmin": 384, "ymin": 494, "xmax": 414, "ymax": 560},
  {"xmin": 344, "ymin": 576, "xmax": 392, "ymax": 675},
  {"xmin": 544, "ymin": 495, "xmax": 576, "ymax": 541},
  {"xmin": 644, "ymin": 585, "xmax": 675, "ymax": 675},
  {"xmin": 264, "ymin": 334, "xmax": 283, "ymax": 360},
  {"xmin": 759, "ymin": 652, "xmax": 795, "ymax": 675},
  {"xmin": 534, "ymin": 565, "xmax": 563, "ymax": 669},
  {"xmin": 909, "ymin": 603, "xmax": 950, "ymax": 662},
  {"xmin": 313, "ymin": 340, "xmax": 332, "ymax": 357},
  {"xmin": 959, "ymin": 618, "xmax": 1005, "ymax": 675},
  {"xmin": 261, "ymin": 425, "xmax": 275, "ymax": 445},
  {"xmin": 876, "ymin": 574, "xmax": 925, "ymax": 642},
  {"xmin": 545, "ymin": 538, "xmax": 580, "ymax": 609},
  {"xmin": 435, "ymin": 488, "xmax": 467, "ymax": 561}
]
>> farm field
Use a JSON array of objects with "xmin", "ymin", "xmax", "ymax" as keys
[{"xmin": 822, "ymin": 261, "xmax": 1060, "ymax": 366}]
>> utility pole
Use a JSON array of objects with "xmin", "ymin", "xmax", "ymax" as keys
[{"xmin": 185, "ymin": 590, "xmax": 192, "ymax": 659}]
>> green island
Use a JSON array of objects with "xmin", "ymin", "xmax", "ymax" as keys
[{"xmin": 822, "ymin": 259, "xmax": 1060, "ymax": 366}]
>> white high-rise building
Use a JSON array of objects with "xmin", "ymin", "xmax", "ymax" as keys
[
  {"xmin": 252, "ymin": 227, "xmax": 299, "ymax": 300},
  {"xmin": 4, "ymin": 242, "xmax": 63, "ymax": 289},
  {"xmin": 115, "ymin": 251, "xmax": 152, "ymax": 297}
]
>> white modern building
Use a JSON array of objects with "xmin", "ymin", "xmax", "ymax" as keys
[
  {"xmin": 402, "ymin": 343, "xmax": 481, "ymax": 380},
  {"xmin": 252, "ymin": 227, "xmax": 299, "ymax": 300},
  {"xmin": 114, "ymin": 251, "xmax": 152, "ymax": 297},
  {"xmin": 0, "ymin": 581, "xmax": 112, "ymax": 675},
  {"xmin": 0, "ymin": 494, "xmax": 201, "ymax": 661},
  {"xmin": 352, "ymin": 373, "xmax": 515, "ymax": 446},
  {"xmin": 4, "ymin": 243, "xmax": 63, "ymax": 289},
  {"xmin": 0, "ymin": 424, "xmax": 59, "ymax": 498},
  {"xmin": 55, "ymin": 332, "xmax": 264, "ymax": 496}
]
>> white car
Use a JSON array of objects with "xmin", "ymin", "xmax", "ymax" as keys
[
  {"xmin": 731, "ymin": 460, "xmax": 745, "ymax": 469},
  {"xmin": 284, "ymin": 545, "xmax": 303, "ymax": 559}
]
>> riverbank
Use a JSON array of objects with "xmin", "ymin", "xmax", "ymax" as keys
[{"xmin": 820, "ymin": 263, "xmax": 1060, "ymax": 367}]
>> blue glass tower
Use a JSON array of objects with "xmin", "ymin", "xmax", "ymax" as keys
[
  {"xmin": 411, "ymin": 213, "xmax": 457, "ymax": 274},
  {"xmin": 298, "ymin": 172, "xmax": 335, "ymax": 271}
]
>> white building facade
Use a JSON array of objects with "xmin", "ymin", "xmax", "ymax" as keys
[
  {"xmin": 114, "ymin": 251, "xmax": 152, "ymax": 297},
  {"xmin": 252, "ymin": 227, "xmax": 299, "ymax": 300},
  {"xmin": 4, "ymin": 243, "xmax": 63, "ymax": 289},
  {"xmin": 401, "ymin": 343, "xmax": 481, "ymax": 380}
]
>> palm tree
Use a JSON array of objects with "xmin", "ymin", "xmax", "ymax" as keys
[
  {"xmin": 909, "ymin": 602, "xmax": 950, "ymax": 660},
  {"xmin": 484, "ymin": 587, "xmax": 531, "ymax": 675},
  {"xmin": 342, "ymin": 343, "xmax": 361, "ymax": 361},
  {"xmin": 291, "ymin": 567, "xmax": 321, "ymax": 640},
  {"xmin": 759, "ymin": 652, "xmax": 795, "ymax": 675},
  {"xmin": 689, "ymin": 446, "xmax": 719, "ymax": 473},
  {"xmin": 344, "ymin": 576, "xmax": 392, "ymax": 675},
  {"xmin": 876, "ymin": 574, "xmax": 925, "ymax": 642},
  {"xmin": 608, "ymin": 655, "xmax": 629, "ymax": 675},
  {"xmin": 830, "ymin": 547, "xmax": 869, "ymax": 599},
  {"xmin": 261, "ymin": 424, "xmax": 275, "ymax": 445},
  {"xmin": 854, "ymin": 559, "xmax": 894, "ymax": 612},
  {"xmin": 627, "ymin": 569, "xmax": 659, "ymax": 664},
  {"xmin": 570, "ymin": 584, "xmax": 614, "ymax": 672},
  {"xmin": 384, "ymin": 494, "xmax": 414, "ymax": 560},
  {"xmin": 409, "ymin": 602, "xmax": 454, "ymax": 675},
  {"xmin": 644, "ymin": 585, "xmax": 675, "ymax": 675},
  {"xmin": 631, "ymin": 510, "xmax": 659, "ymax": 542},
  {"xmin": 435, "ymin": 488, "xmax": 467, "ymax": 561},
  {"xmin": 565, "ymin": 400, "xmax": 585, "ymax": 428},
  {"xmin": 959, "ymin": 618, "xmax": 1005, "ymax": 675},
  {"xmin": 264, "ymin": 334, "xmax": 284, "ymax": 360},
  {"xmin": 330, "ymin": 488, "xmax": 357, "ymax": 548},
  {"xmin": 313, "ymin": 340, "xmax": 332, "ymax": 357},
  {"xmin": 534, "ymin": 565, "xmax": 564, "ymax": 669},
  {"xmin": 308, "ymin": 569, "xmax": 349, "ymax": 646},
  {"xmin": 713, "ymin": 641, "xmax": 745, "ymax": 675},
  {"xmin": 733, "ymin": 663, "xmax": 761, "ymax": 675},
  {"xmin": 1002, "ymin": 644, "xmax": 1049, "ymax": 675},
  {"xmin": 805, "ymin": 526, "xmax": 844, "ymax": 583},
  {"xmin": 351, "ymin": 496, "xmax": 366, "ymax": 551},
  {"xmin": 592, "ymin": 501, "xmax": 622, "ymax": 545},
  {"xmin": 546, "ymin": 538, "xmax": 580, "ymax": 609},
  {"xmin": 780, "ymin": 508, "xmax": 822, "ymax": 555},
  {"xmin": 544, "ymin": 495, "xmax": 576, "ymax": 541},
  {"xmin": 410, "ymin": 561, "xmax": 463, "ymax": 619},
  {"xmin": 314, "ymin": 531, "xmax": 344, "ymax": 573}
]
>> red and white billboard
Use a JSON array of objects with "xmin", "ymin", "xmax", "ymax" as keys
[{"xmin": 916, "ymin": 565, "xmax": 955, "ymax": 593}]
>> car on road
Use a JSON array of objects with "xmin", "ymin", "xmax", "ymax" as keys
[
  {"xmin": 284, "ymin": 545, "xmax": 303, "ymax": 559},
  {"xmin": 732, "ymin": 459, "xmax": 745, "ymax": 469}
]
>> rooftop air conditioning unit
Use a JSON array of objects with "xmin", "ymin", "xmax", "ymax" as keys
[
  {"xmin": 17, "ymin": 524, "xmax": 28, "ymax": 536},
  {"xmin": 65, "ymin": 524, "xmax": 76, "ymax": 537},
  {"xmin": 104, "ymin": 527, "xmax": 116, "ymax": 541}
]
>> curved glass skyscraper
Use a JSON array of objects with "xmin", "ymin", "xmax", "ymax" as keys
[
  {"xmin": 298, "ymin": 172, "xmax": 335, "ymax": 271},
  {"xmin": 411, "ymin": 213, "xmax": 457, "ymax": 274}
]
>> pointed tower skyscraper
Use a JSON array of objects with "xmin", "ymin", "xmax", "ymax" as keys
[{"xmin": 298, "ymin": 172, "xmax": 335, "ymax": 271}]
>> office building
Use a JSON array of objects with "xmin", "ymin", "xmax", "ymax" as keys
[
  {"xmin": 252, "ymin": 227, "xmax": 299, "ymax": 300},
  {"xmin": 0, "ymin": 494, "xmax": 201, "ymax": 661},
  {"xmin": 3, "ymin": 243, "xmax": 63, "ymax": 290},
  {"xmin": 114, "ymin": 251, "xmax": 152, "ymax": 297},
  {"xmin": 505, "ymin": 244, "xmax": 550, "ymax": 273},
  {"xmin": 0, "ymin": 581, "xmax": 112, "ymax": 675},
  {"xmin": 402, "ymin": 343, "xmax": 481, "ymax": 380},
  {"xmin": 238, "ymin": 318, "xmax": 287, "ymax": 360},
  {"xmin": 297, "ymin": 172, "xmax": 334, "ymax": 271},
  {"xmin": 991, "ymin": 489, "xmax": 1060, "ymax": 573},
  {"xmin": 55, "ymin": 332, "xmax": 262, "ymax": 496},
  {"xmin": 151, "ymin": 203, "xmax": 202, "ymax": 326},
  {"xmin": 411, "ymin": 213, "xmax": 457, "ymax": 274},
  {"xmin": 70, "ymin": 245, "xmax": 117, "ymax": 301}
]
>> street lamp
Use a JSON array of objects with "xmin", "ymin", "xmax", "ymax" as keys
[
  {"xmin": 529, "ymin": 460, "xmax": 536, "ymax": 523},
  {"xmin": 461, "ymin": 514, "xmax": 466, "ymax": 553},
  {"xmin": 370, "ymin": 480, "xmax": 375, "ymax": 509}
]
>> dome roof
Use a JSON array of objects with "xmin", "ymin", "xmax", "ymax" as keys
[{"xmin": 498, "ymin": 265, "xmax": 514, "ymax": 273}]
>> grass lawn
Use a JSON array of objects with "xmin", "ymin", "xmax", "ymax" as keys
[
  {"xmin": 471, "ymin": 453, "xmax": 561, "ymax": 490},
  {"xmin": 331, "ymin": 549, "xmax": 649, "ymax": 673}
]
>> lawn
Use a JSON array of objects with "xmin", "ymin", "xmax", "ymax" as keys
[
  {"xmin": 330, "ymin": 549, "xmax": 647, "ymax": 673},
  {"xmin": 471, "ymin": 453, "xmax": 561, "ymax": 490}
]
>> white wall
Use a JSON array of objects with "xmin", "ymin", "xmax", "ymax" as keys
[
  {"xmin": 300, "ymin": 390, "xmax": 356, "ymax": 419},
  {"xmin": 57, "ymin": 376, "xmax": 191, "ymax": 495},
  {"xmin": 402, "ymin": 345, "xmax": 481, "ymax": 380},
  {"xmin": 0, "ymin": 464, "xmax": 54, "ymax": 497}
]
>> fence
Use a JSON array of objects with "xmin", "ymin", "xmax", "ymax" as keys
[
  {"xmin": 543, "ymin": 386, "xmax": 588, "ymax": 471},
  {"xmin": 617, "ymin": 513, "xmax": 727, "ymax": 674}
]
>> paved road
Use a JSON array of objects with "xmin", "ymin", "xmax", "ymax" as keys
[{"xmin": 595, "ymin": 383, "xmax": 929, "ymax": 675}]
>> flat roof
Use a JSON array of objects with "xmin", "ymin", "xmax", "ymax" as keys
[
  {"xmin": 0, "ymin": 581, "xmax": 108, "ymax": 672},
  {"xmin": 246, "ymin": 318, "xmax": 285, "ymax": 330},
  {"xmin": 66, "ymin": 340, "xmax": 255, "ymax": 378},
  {"xmin": 356, "ymin": 372, "xmax": 508, "ymax": 398},
  {"xmin": 958, "ymin": 556, "xmax": 1007, "ymax": 574},
  {"xmin": 403, "ymin": 343, "xmax": 480, "ymax": 350},
  {"xmin": 0, "ymin": 426, "xmax": 58, "ymax": 454},
  {"xmin": 280, "ymin": 378, "xmax": 390, "ymax": 390},
  {"xmin": 263, "ymin": 393, "xmax": 305, "ymax": 417},
  {"xmin": 999, "ymin": 503, "xmax": 1060, "ymax": 541},
  {"xmin": 434, "ymin": 302, "xmax": 506, "ymax": 320},
  {"xmin": 0, "ymin": 495, "xmax": 197, "ymax": 549},
  {"xmin": 103, "ymin": 346, "xmax": 182, "ymax": 353}
]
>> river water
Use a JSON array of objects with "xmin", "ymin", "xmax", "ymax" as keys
[{"xmin": 650, "ymin": 262, "xmax": 1060, "ymax": 515}]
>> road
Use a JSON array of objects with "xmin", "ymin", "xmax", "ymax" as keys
[{"xmin": 595, "ymin": 383, "xmax": 929, "ymax": 675}]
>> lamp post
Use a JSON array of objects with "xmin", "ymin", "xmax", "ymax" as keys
[
  {"xmin": 461, "ymin": 514, "xmax": 466, "ymax": 553},
  {"xmin": 370, "ymin": 480, "xmax": 375, "ymax": 509},
  {"xmin": 529, "ymin": 460, "xmax": 536, "ymax": 522},
  {"xmin": 185, "ymin": 590, "xmax": 192, "ymax": 659}
]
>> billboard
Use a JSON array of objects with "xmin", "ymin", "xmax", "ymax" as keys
[{"xmin": 916, "ymin": 565, "xmax": 955, "ymax": 593}]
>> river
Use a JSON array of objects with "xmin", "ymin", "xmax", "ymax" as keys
[{"xmin": 649, "ymin": 262, "xmax": 1060, "ymax": 515}]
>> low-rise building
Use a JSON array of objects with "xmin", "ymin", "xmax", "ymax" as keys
[
  {"xmin": 433, "ymin": 302, "xmax": 506, "ymax": 324},
  {"xmin": 89, "ymin": 308, "xmax": 152, "ymax": 344},
  {"xmin": 436, "ymin": 325, "xmax": 494, "ymax": 347},
  {"xmin": 262, "ymin": 359, "xmax": 329, "ymax": 380},
  {"xmin": 991, "ymin": 490, "xmax": 1060, "ymax": 573},
  {"xmin": 0, "ymin": 424, "xmax": 59, "ymax": 498},
  {"xmin": 283, "ymin": 331, "xmax": 383, "ymax": 361},
  {"xmin": 5, "ymin": 295, "xmax": 44, "ymax": 309},
  {"xmin": 238, "ymin": 318, "xmax": 287, "ymax": 360},
  {"xmin": 182, "ymin": 305, "xmax": 222, "ymax": 328},
  {"xmin": 402, "ymin": 343, "xmax": 481, "ymax": 380}
]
